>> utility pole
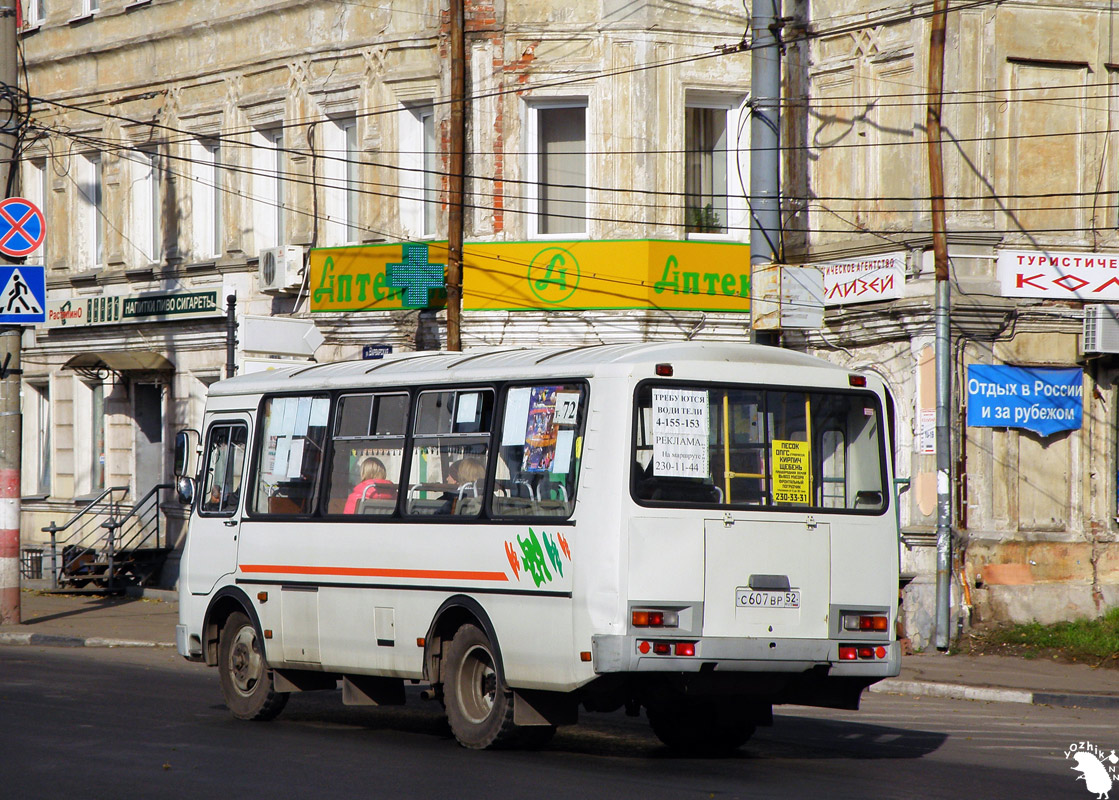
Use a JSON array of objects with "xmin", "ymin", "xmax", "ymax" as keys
[
  {"xmin": 0, "ymin": 0, "xmax": 20, "ymax": 624},
  {"xmin": 445, "ymin": 0, "xmax": 465, "ymax": 351},
  {"xmin": 749, "ymin": 0, "xmax": 782, "ymax": 341},
  {"xmin": 927, "ymin": 0, "xmax": 952, "ymax": 651}
]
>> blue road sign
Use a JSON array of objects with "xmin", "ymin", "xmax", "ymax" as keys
[
  {"xmin": 0, "ymin": 265, "xmax": 46, "ymax": 324},
  {"xmin": 0, "ymin": 198, "xmax": 45, "ymax": 258}
]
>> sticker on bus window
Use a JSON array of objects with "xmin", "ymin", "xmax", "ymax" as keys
[
  {"xmin": 523, "ymin": 386, "xmax": 560, "ymax": 473},
  {"xmin": 553, "ymin": 392, "xmax": 580, "ymax": 426},
  {"xmin": 651, "ymin": 389, "xmax": 709, "ymax": 478},
  {"xmin": 456, "ymin": 392, "xmax": 480, "ymax": 424},
  {"xmin": 502, "ymin": 387, "xmax": 532, "ymax": 446},
  {"xmin": 552, "ymin": 429, "xmax": 574, "ymax": 474},
  {"xmin": 772, "ymin": 439, "xmax": 811, "ymax": 504}
]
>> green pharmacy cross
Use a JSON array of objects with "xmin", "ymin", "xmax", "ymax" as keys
[{"xmin": 387, "ymin": 243, "xmax": 446, "ymax": 308}]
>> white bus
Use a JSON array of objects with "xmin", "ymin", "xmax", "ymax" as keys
[{"xmin": 175, "ymin": 341, "xmax": 900, "ymax": 752}]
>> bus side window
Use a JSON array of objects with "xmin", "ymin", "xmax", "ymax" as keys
[
  {"xmin": 200, "ymin": 422, "xmax": 248, "ymax": 515},
  {"xmin": 249, "ymin": 395, "xmax": 330, "ymax": 516},
  {"xmin": 326, "ymin": 392, "xmax": 407, "ymax": 516},
  {"xmin": 405, "ymin": 389, "xmax": 494, "ymax": 517},
  {"xmin": 491, "ymin": 384, "xmax": 585, "ymax": 518}
]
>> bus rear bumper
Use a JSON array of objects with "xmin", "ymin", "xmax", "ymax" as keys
[{"xmin": 591, "ymin": 635, "xmax": 901, "ymax": 679}]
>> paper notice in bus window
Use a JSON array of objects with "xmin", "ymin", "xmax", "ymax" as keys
[
  {"xmin": 651, "ymin": 389, "xmax": 709, "ymax": 477},
  {"xmin": 310, "ymin": 397, "xmax": 329, "ymax": 427},
  {"xmin": 273, "ymin": 436, "xmax": 292, "ymax": 480},
  {"xmin": 456, "ymin": 392, "xmax": 479, "ymax": 424},
  {"xmin": 553, "ymin": 392, "xmax": 580, "ymax": 426},
  {"xmin": 522, "ymin": 386, "xmax": 559, "ymax": 473},
  {"xmin": 287, "ymin": 438, "xmax": 306, "ymax": 479},
  {"xmin": 772, "ymin": 439, "xmax": 811, "ymax": 504},
  {"xmin": 294, "ymin": 397, "xmax": 313, "ymax": 436},
  {"xmin": 552, "ymin": 429, "xmax": 574, "ymax": 474},
  {"xmin": 502, "ymin": 387, "xmax": 532, "ymax": 446}
]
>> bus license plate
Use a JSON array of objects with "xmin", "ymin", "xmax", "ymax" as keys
[{"xmin": 736, "ymin": 589, "xmax": 801, "ymax": 609}]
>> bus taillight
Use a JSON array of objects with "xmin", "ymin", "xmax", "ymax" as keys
[
  {"xmin": 632, "ymin": 609, "xmax": 679, "ymax": 628},
  {"xmin": 842, "ymin": 614, "xmax": 889, "ymax": 632}
]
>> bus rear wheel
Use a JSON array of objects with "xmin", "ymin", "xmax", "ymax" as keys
[
  {"xmin": 647, "ymin": 702, "xmax": 756, "ymax": 755},
  {"xmin": 443, "ymin": 624, "xmax": 555, "ymax": 749},
  {"xmin": 218, "ymin": 610, "xmax": 289, "ymax": 721}
]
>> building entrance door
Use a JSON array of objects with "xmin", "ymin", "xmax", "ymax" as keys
[{"xmin": 134, "ymin": 382, "xmax": 164, "ymax": 492}]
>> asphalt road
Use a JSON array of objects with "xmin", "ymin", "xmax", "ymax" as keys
[{"xmin": 1, "ymin": 646, "xmax": 1113, "ymax": 799}]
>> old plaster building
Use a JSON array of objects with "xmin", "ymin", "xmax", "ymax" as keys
[
  {"xmin": 15, "ymin": 0, "xmax": 753, "ymax": 582},
  {"xmin": 785, "ymin": 0, "xmax": 1119, "ymax": 644},
  {"xmin": 15, "ymin": 0, "xmax": 1119, "ymax": 647}
]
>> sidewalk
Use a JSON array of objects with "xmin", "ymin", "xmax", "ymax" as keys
[
  {"xmin": 1, "ymin": 589, "xmax": 1116, "ymax": 710},
  {"xmin": 0, "ymin": 588, "xmax": 178, "ymax": 648}
]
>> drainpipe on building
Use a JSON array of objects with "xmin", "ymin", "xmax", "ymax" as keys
[
  {"xmin": 749, "ymin": 0, "xmax": 782, "ymax": 344},
  {"xmin": 927, "ymin": 0, "xmax": 953, "ymax": 651},
  {"xmin": 0, "ymin": 0, "xmax": 20, "ymax": 624}
]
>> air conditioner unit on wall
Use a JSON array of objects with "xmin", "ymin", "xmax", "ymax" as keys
[
  {"xmin": 258, "ymin": 245, "xmax": 305, "ymax": 294},
  {"xmin": 1082, "ymin": 304, "xmax": 1119, "ymax": 354}
]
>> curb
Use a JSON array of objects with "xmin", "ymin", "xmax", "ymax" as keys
[
  {"xmin": 0, "ymin": 632, "xmax": 174, "ymax": 649},
  {"xmin": 871, "ymin": 677, "xmax": 1119, "ymax": 711}
]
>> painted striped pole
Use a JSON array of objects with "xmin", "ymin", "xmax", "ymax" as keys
[
  {"xmin": 0, "ymin": 0, "xmax": 20, "ymax": 626},
  {"xmin": 0, "ymin": 328, "xmax": 20, "ymax": 624}
]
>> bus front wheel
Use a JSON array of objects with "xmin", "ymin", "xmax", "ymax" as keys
[
  {"xmin": 444, "ymin": 624, "xmax": 535, "ymax": 749},
  {"xmin": 218, "ymin": 610, "xmax": 289, "ymax": 721},
  {"xmin": 647, "ymin": 702, "xmax": 756, "ymax": 755}
]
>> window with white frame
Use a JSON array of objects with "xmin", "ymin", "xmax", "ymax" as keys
[
  {"xmin": 21, "ymin": 382, "xmax": 50, "ymax": 496},
  {"xmin": 683, "ymin": 97, "xmax": 748, "ymax": 239},
  {"xmin": 21, "ymin": 157, "xmax": 46, "ymax": 265},
  {"xmin": 25, "ymin": 0, "xmax": 45, "ymax": 27},
  {"xmin": 82, "ymin": 0, "xmax": 99, "ymax": 14},
  {"xmin": 399, "ymin": 104, "xmax": 438, "ymax": 238},
  {"xmin": 529, "ymin": 102, "xmax": 587, "ymax": 236},
  {"xmin": 75, "ymin": 152, "xmax": 103, "ymax": 268},
  {"xmin": 190, "ymin": 138, "xmax": 222, "ymax": 260},
  {"xmin": 128, "ymin": 148, "xmax": 161, "ymax": 264},
  {"xmin": 251, "ymin": 127, "xmax": 284, "ymax": 252},
  {"xmin": 322, "ymin": 116, "xmax": 360, "ymax": 245},
  {"xmin": 74, "ymin": 380, "xmax": 106, "ymax": 495}
]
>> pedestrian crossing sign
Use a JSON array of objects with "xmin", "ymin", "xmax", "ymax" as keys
[{"xmin": 0, "ymin": 265, "xmax": 46, "ymax": 324}]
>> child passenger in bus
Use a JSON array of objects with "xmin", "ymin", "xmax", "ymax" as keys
[{"xmin": 344, "ymin": 456, "xmax": 396, "ymax": 513}]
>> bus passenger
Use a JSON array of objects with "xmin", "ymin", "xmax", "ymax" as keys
[
  {"xmin": 344, "ymin": 456, "xmax": 396, "ymax": 513},
  {"xmin": 441, "ymin": 456, "xmax": 485, "ymax": 513}
]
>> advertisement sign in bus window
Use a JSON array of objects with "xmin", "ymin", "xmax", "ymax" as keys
[{"xmin": 651, "ymin": 388, "xmax": 709, "ymax": 477}]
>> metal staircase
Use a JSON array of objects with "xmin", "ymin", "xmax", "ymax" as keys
[{"xmin": 39, "ymin": 483, "xmax": 173, "ymax": 590}]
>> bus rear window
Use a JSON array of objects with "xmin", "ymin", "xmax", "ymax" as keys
[{"xmin": 632, "ymin": 383, "xmax": 887, "ymax": 513}]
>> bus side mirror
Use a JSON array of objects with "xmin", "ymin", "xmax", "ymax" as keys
[
  {"xmin": 176, "ymin": 476, "xmax": 195, "ymax": 506},
  {"xmin": 174, "ymin": 430, "xmax": 192, "ymax": 478},
  {"xmin": 173, "ymin": 430, "xmax": 197, "ymax": 505}
]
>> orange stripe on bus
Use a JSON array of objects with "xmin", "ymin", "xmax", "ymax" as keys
[{"xmin": 239, "ymin": 564, "xmax": 509, "ymax": 582}]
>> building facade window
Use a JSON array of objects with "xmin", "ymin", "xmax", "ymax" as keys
[
  {"xmin": 82, "ymin": 0, "xmax": 98, "ymax": 14},
  {"xmin": 685, "ymin": 106, "xmax": 728, "ymax": 234},
  {"xmin": 75, "ymin": 152, "xmax": 103, "ymax": 268},
  {"xmin": 128, "ymin": 148, "xmax": 161, "ymax": 264},
  {"xmin": 22, "ymin": 156, "xmax": 46, "ymax": 265},
  {"xmin": 251, "ymin": 127, "xmax": 284, "ymax": 253},
  {"xmin": 22, "ymin": 382, "xmax": 50, "ymax": 496},
  {"xmin": 323, "ymin": 116, "xmax": 360, "ymax": 246},
  {"xmin": 25, "ymin": 0, "xmax": 45, "ymax": 27},
  {"xmin": 399, "ymin": 104, "xmax": 438, "ymax": 238},
  {"xmin": 529, "ymin": 102, "xmax": 587, "ymax": 236},
  {"xmin": 683, "ymin": 97, "xmax": 748, "ymax": 240},
  {"xmin": 190, "ymin": 138, "xmax": 222, "ymax": 260}
]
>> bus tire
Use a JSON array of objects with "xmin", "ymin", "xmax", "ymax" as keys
[
  {"xmin": 647, "ymin": 703, "xmax": 756, "ymax": 755},
  {"xmin": 443, "ymin": 624, "xmax": 518, "ymax": 749},
  {"xmin": 218, "ymin": 611, "xmax": 289, "ymax": 721}
]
